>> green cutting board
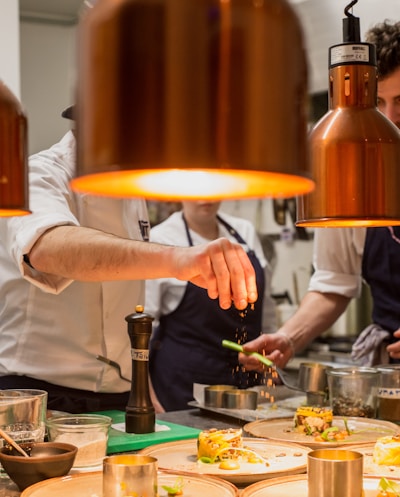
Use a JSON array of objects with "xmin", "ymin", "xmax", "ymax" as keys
[{"xmin": 93, "ymin": 410, "xmax": 201, "ymax": 454}]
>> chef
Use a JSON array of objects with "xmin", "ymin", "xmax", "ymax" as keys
[{"xmin": 146, "ymin": 201, "xmax": 277, "ymax": 411}]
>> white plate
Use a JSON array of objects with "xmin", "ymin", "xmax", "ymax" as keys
[
  {"xmin": 240, "ymin": 474, "xmax": 399, "ymax": 497},
  {"xmin": 21, "ymin": 470, "xmax": 239, "ymax": 497},
  {"xmin": 139, "ymin": 438, "xmax": 310, "ymax": 485},
  {"xmin": 244, "ymin": 417, "xmax": 399, "ymax": 449},
  {"xmin": 345, "ymin": 443, "xmax": 400, "ymax": 478}
]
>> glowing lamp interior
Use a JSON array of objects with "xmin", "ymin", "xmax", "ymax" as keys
[
  {"xmin": 296, "ymin": 218, "xmax": 400, "ymax": 228},
  {"xmin": 70, "ymin": 169, "xmax": 314, "ymax": 201},
  {"xmin": 0, "ymin": 209, "xmax": 30, "ymax": 217}
]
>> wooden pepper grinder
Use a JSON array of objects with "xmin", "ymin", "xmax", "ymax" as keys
[{"xmin": 125, "ymin": 305, "xmax": 155, "ymax": 434}]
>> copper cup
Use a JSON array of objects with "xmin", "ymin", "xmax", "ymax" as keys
[
  {"xmin": 308, "ymin": 449, "xmax": 363, "ymax": 497},
  {"xmin": 103, "ymin": 454, "xmax": 157, "ymax": 497}
]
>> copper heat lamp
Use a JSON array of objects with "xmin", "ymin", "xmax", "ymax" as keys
[
  {"xmin": 296, "ymin": 1, "xmax": 400, "ymax": 227},
  {"xmin": 0, "ymin": 80, "xmax": 30, "ymax": 216},
  {"xmin": 71, "ymin": 0, "xmax": 314, "ymax": 201}
]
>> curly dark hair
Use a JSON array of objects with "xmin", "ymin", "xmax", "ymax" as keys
[{"xmin": 365, "ymin": 20, "xmax": 400, "ymax": 79}]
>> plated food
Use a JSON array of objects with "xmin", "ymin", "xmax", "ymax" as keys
[
  {"xmin": 140, "ymin": 433, "xmax": 310, "ymax": 485},
  {"xmin": 294, "ymin": 406, "xmax": 353, "ymax": 443},
  {"xmin": 197, "ymin": 428, "xmax": 269, "ymax": 470},
  {"xmin": 244, "ymin": 416, "xmax": 399, "ymax": 449},
  {"xmin": 373, "ymin": 435, "xmax": 400, "ymax": 466},
  {"xmin": 345, "ymin": 436, "xmax": 400, "ymax": 479},
  {"xmin": 197, "ymin": 428, "xmax": 243, "ymax": 462}
]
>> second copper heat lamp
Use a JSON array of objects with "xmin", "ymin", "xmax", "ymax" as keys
[{"xmin": 296, "ymin": 1, "xmax": 400, "ymax": 227}]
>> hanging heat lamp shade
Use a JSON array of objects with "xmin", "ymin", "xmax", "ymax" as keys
[
  {"xmin": 71, "ymin": 0, "xmax": 314, "ymax": 201},
  {"xmin": 0, "ymin": 80, "xmax": 30, "ymax": 216},
  {"xmin": 296, "ymin": 6, "xmax": 400, "ymax": 227}
]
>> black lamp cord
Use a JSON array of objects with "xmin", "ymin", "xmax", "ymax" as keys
[{"xmin": 343, "ymin": 0, "xmax": 360, "ymax": 43}]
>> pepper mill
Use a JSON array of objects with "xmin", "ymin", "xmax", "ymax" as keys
[{"xmin": 125, "ymin": 305, "xmax": 155, "ymax": 434}]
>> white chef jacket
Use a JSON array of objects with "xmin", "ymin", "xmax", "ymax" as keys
[
  {"xmin": 145, "ymin": 210, "xmax": 277, "ymax": 333},
  {"xmin": 308, "ymin": 227, "xmax": 367, "ymax": 298},
  {"xmin": 0, "ymin": 131, "xmax": 149, "ymax": 392}
]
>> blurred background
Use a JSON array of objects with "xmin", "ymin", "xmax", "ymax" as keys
[{"xmin": 2, "ymin": 0, "xmax": 399, "ymax": 350}]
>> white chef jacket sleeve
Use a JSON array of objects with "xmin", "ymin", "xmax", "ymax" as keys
[
  {"xmin": 308, "ymin": 227, "xmax": 366, "ymax": 299},
  {"xmin": 0, "ymin": 132, "xmax": 80, "ymax": 294}
]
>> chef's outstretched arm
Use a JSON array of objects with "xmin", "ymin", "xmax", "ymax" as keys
[{"xmin": 28, "ymin": 225, "xmax": 257, "ymax": 310}]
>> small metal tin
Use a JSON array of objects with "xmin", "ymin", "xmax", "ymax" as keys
[
  {"xmin": 298, "ymin": 362, "xmax": 331, "ymax": 393},
  {"xmin": 204, "ymin": 385, "xmax": 238, "ymax": 408},
  {"xmin": 222, "ymin": 389, "xmax": 258, "ymax": 410}
]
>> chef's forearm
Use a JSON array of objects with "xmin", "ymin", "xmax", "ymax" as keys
[
  {"xmin": 278, "ymin": 291, "xmax": 350, "ymax": 353},
  {"xmin": 29, "ymin": 225, "xmax": 257, "ymax": 311},
  {"xmin": 28, "ymin": 225, "xmax": 176, "ymax": 281}
]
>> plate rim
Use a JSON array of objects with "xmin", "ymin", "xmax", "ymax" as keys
[
  {"xmin": 243, "ymin": 416, "xmax": 400, "ymax": 449},
  {"xmin": 240, "ymin": 473, "xmax": 400, "ymax": 497},
  {"xmin": 21, "ymin": 469, "xmax": 240, "ymax": 497},
  {"xmin": 20, "ymin": 471, "xmax": 102, "ymax": 497}
]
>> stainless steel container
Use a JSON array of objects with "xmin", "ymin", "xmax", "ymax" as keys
[
  {"xmin": 222, "ymin": 390, "xmax": 258, "ymax": 410},
  {"xmin": 204, "ymin": 385, "xmax": 237, "ymax": 408},
  {"xmin": 298, "ymin": 362, "xmax": 331, "ymax": 393}
]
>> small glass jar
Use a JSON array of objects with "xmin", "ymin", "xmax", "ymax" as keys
[
  {"xmin": 46, "ymin": 414, "xmax": 112, "ymax": 468},
  {"xmin": 327, "ymin": 367, "xmax": 380, "ymax": 418},
  {"xmin": 376, "ymin": 364, "xmax": 400, "ymax": 422}
]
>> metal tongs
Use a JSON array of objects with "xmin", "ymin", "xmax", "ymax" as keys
[{"xmin": 222, "ymin": 339, "xmax": 301, "ymax": 391}]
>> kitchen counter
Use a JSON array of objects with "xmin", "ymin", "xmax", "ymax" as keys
[
  {"xmin": 157, "ymin": 407, "xmax": 247, "ymax": 431},
  {"xmin": 0, "ymin": 386, "xmax": 302, "ymax": 496},
  {"xmin": 157, "ymin": 385, "xmax": 304, "ymax": 430}
]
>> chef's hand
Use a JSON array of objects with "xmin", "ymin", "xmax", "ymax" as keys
[
  {"xmin": 174, "ymin": 237, "xmax": 257, "ymax": 311},
  {"xmin": 239, "ymin": 331, "xmax": 295, "ymax": 370},
  {"xmin": 386, "ymin": 329, "xmax": 400, "ymax": 359}
]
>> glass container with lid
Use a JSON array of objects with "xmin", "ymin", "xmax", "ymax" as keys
[{"xmin": 326, "ymin": 367, "xmax": 380, "ymax": 418}]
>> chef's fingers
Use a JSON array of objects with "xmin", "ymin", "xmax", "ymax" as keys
[
  {"xmin": 241, "ymin": 333, "xmax": 293, "ymax": 369},
  {"xmin": 387, "ymin": 330, "xmax": 400, "ymax": 358},
  {"xmin": 238, "ymin": 353, "xmax": 266, "ymax": 372},
  {"xmin": 209, "ymin": 238, "xmax": 257, "ymax": 310}
]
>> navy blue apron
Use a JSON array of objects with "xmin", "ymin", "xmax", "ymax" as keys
[
  {"xmin": 149, "ymin": 214, "xmax": 266, "ymax": 411},
  {"xmin": 362, "ymin": 227, "xmax": 400, "ymax": 361}
]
